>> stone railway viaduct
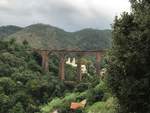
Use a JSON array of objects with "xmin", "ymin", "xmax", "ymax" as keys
[{"xmin": 35, "ymin": 49, "xmax": 105, "ymax": 81}]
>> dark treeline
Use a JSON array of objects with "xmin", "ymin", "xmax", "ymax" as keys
[{"xmin": 106, "ymin": 0, "xmax": 150, "ymax": 113}]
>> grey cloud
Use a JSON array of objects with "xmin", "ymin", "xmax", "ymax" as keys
[{"xmin": 0, "ymin": 0, "xmax": 130, "ymax": 31}]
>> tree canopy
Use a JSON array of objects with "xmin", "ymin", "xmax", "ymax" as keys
[{"xmin": 106, "ymin": 0, "xmax": 150, "ymax": 113}]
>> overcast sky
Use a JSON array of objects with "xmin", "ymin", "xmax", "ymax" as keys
[{"xmin": 0, "ymin": 0, "xmax": 131, "ymax": 31}]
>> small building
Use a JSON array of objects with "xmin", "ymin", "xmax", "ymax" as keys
[{"xmin": 66, "ymin": 57, "xmax": 87, "ymax": 73}]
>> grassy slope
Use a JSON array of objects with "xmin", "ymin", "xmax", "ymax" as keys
[{"xmin": 40, "ymin": 81, "xmax": 118, "ymax": 113}]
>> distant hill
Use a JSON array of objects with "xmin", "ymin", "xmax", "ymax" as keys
[
  {"xmin": 74, "ymin": 28, "xmax": 111, "ymax": 50},
  {"xmin": 2, "ymin": 24, "xmax": 112, "ymax": 50},
  {"xmin": 0, "ymin": 25, "xmax": 22, "ymax": 39}
]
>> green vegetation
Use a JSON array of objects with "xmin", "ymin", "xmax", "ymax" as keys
[
  {"xmin": 85, "ymin": 97, "xmax": 117, "ymax": 113},
  {"xmin": 1, "ymin": 24, "xmax": 111, "ymax": 50},
  {"xmin": 0, "ymin": 40, "xmax": 115, "ymax": 113},
  {"xmin": 0, "ymin": 40, "xmax": 67, "ymax": 113},
  {"xmin": 0, "ymin": 25, "xmax": 22, "ymax": 39},
  {"xmin": 41, "ymin": 81, "xmax": 117, "ymax": 113},
  {"xmin": 0, "ymin": 25, "xmax": 113, "ymax": 113},
  {"xmin": 75, "ymin": 28, "xmax": 111, "ymax": 50},
  {"xmin": 106, "ymin": 0, "xmax": 150, "ymax": 113},
  {"xmin": 1, "ymin": 1, "xmax": 149, "ymax": 112}
]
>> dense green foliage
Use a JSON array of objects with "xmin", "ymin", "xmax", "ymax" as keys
[
  {"xmin": 41, "ymin": 81, "xmax": 117, "ymax": 113},
  {"xmin": 0, "ymin": 40, "xmax": 112, "ymax": 113},
  {"xmin": 1, "ymin": 24, "xmax": 111, "ymax": 50},
  {"xmin": 0, "ymin": 19, "xmax": 112, "ymax": 113},
  {"xmin": 106, "ymin": 0, "xmax": 150, "ymax": 113},
  {"xmin": 0, "ymin": 40, "xmax": 67, "ymax": 113},
  {"xmin": 85, "ymin": 97, "xmax": 117, "ymax": 113}
]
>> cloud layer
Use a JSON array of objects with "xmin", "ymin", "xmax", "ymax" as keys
[{"xmin": 0, "ymin": 0, "xmax": 130, "ymax": 31}]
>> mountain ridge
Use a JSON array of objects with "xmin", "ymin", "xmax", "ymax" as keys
[
  {"xmin": 1, "ymin": 23, "xmax": 112, "ymax": 50},
  {"xmin": 0, "ymin": 25, "xmax": 22, "ymax": 39}
]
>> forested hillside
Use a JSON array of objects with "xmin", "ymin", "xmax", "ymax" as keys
[
  {"xmin": 1, "ymin": 24, "xmax": 111, "ymax": 50},
  {"xmin": 0, "ymin": 25, "xmax": 22, "ymax": 39},
  {"xmin": 74, "ymin": 29, "xmax": 111, "ymax": 50},
  {"xmin": 0, "ymin": 40, "xmax": 67, "ymax": 113},
  {"xmin": 0, "ymin": 40, "xmax": 115, "ymax": 113}
]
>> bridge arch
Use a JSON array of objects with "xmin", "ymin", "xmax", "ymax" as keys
[{"xmin": 34, "ymin": 49, "xmax": 105, "ymax": 81}]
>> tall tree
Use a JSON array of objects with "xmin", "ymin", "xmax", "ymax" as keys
[{"xmin": 106, "ymin": 0, "xmax": 150, "ymax": 113}]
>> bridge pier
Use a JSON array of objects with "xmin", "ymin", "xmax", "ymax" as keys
[
  {"xmin": 77, "ymin": 54, "xmax": 83, "ymax": 81},
  {"xmin": 95, "ymin": 52, "xmax": 102, "ymax": 76},
  {"xmin": 40, "ymin": 50, "xmax": 50, "ymax": 72},
  {"xmin": 59, "ymin": 53, "xmax": 65, "ymax": 80},
  {"xmin": 35, "ymin": 49, "xmax": 104, "ymax": 81}
]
